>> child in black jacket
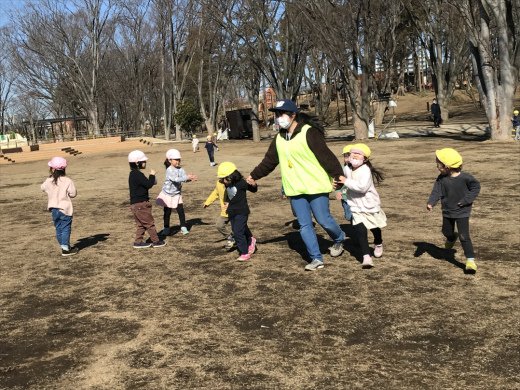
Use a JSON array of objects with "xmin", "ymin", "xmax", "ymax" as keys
[
  {"xmin": 217, "ymin": 162, "xmax": 257, "ymax": 261},
  {"xmin": 427, "ymin": 148, "xmax": 480, "ymax": 273}
]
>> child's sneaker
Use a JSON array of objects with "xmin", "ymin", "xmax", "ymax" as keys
[
  {"xmin": 445, "ymin": 233, "xmax": 458, "ymax": 249},
  {"xmin": 465, "ymin": 260, "xmax": 477, "ymax": 274},
  {"xmin": 224, "ymin": 236, "xmax": 235, "ymax": 249},
  {"xmin": 161, "ymin": 227, "xmax": 170, "ymax": 236},
  {"xmin": 133, "ymin": 242, "xmax": 152, "ymax": 249},
  {"xmin": 153, "ymin": 240, "xmax": 167, "ymax": 248},
  {"xmin": 237, "ymin": 253, "xmax": 251, "ymax": 262},
  {"xmin": 62, "ymin": 247, "xmax": 79, "ymax": 256},
  {"xmin": 180, "ymin": 227, "xmax": 189, "ymax": 235},
  {"xmin": 305, "ymin": 259, "xmax": 324, "ymax": 270},
  {"xmin": 362, "ymin": 255, "xmax": 374, "ymax": 269},
  {"xmin": 374, "ymin": 244, "xmax": 383, "ymax": 258},
  {"xmin": 248, "ymin": 236, "xmax": 257, "ymax": 254}
]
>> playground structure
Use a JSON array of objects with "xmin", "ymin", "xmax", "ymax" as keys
[{"xmin": 369, "ymin": 94, "xmax": 399, "ymax": 139}]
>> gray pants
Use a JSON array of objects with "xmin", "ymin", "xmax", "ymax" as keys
[
  {"xmin": 515, "ymin": 126, "xmax": 520, "ymax": 140},
  {"xmin": 216, "ymin": 215, "xmax": 232, "ymax": 237}
]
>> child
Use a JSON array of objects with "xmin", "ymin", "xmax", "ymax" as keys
[
  {"xmin": 41, "ymin": 157, "xmax": 78, "ymax": 256},
  {"xmin": 205, "ymin": 135, "xmax": 218, "ymax": 166},
  {"xmin": 427, "ymin": 148, "xmax": 481, "ymax": 273},
  {"xmin": 156, "ymin": 149, "xmax": 197, "ymax": 236},
  {"xmin": 217, "ymin": 162, "xmax": 257, "ymax": 261},
  {"xmin": 335, "ymin": 144, "xmax": 354, "ymax": 222},
  {"xmin": 203, "ymin": 180, "xmax": 235, "ymax": 249},
  {"xmin": 128, "ymin": 150, "xmax": 166, "ymax": 248},
  {"xmin": 339, "ymin": 143, "xmax": 386, "ymax": 269},
  {"xmin": 192, "ymin": 134, "xmax": 199, "ymax": 152},
  {"xmin": 512, "ymin": 110, "xmax": 520, "ymax": 140}
]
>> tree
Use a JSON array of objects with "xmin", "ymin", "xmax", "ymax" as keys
[
  {"xmin": 174, "ymin": 99, "xmax": 203, "ymax": 136},
  {"xmin": 454, "ymin": 0, "xmax": 519, "ymax": 139}
]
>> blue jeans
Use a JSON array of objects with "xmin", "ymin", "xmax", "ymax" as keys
[
  {"xmin": 290, "ymin": 193, "xmax": 344, "ymax": 261},
  {"xmin": 51, "ymin": 208, "xmax": 73, "ymax": 250}
]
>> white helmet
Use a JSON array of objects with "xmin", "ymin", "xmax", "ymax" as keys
[
  {"xmin": 166, "ymin": 149, "xmax": 181, "ymax": 160},
  {"xmin": 128, "ymin": 150, "xmax": 148, "ymax": 163}
]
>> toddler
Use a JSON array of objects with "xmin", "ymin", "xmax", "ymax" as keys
[
  {"xmin": 205, "ymin": 135, "xmax": 218, "ymax": 166},
  {"xmin": 156, "ymin": 149, "xmax": 196, "ymax": 235},
  {"xmin": 128, "ymin": 150, "xmax": 165, "ymax": 248},
  {"xmin": 203, "ymin": 180, "xmax": 235, "ymax": 249},
  {"xmin": 427, "ymin": 148, "xmax": 481, "ymax": 273},
  {"xmin": 512, "ymin": 110, "xmax": 519, "ymax": 140},
  {"xmin": 41, "ymin": 157, "xmax": 78, "ymax": 256},
  {"xmin": 192, "ymin": 134, "xmax": 199, "ymax": 152}
]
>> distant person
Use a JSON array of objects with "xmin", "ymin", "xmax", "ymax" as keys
[
  {"xmin": 511, "ymin": 109, "xmax": 520, "ymax": 140},
  {"xmin": 203, "ymin": 178, "xmax": 235, "ymax": 249},
  {"xmin": 218, "ymin": 162, "xmax": 257, "ymax": 262},
  {"xmin": 41, "ymin": 157, "xmax": 78, "ymax": 256},
  {"xmin": 427, "ymin": 148, "xmax": 481, "ymax": 274},
  {"xmin": 337, "ymin": 144, "xmax": 386, "ymax": 269},
  {"xmin": 247, "ymin": 99, "xmax": 346, "ymax": 271},
  {"xmin": 431, "ymin": 98, "xmax": 441, "ymax": 127},
  {"xmin": 205, "ymin": 135, "xmax": 218, "ymax": 166},
  {"xmin": 128, "ymin": 150, "xmax": 165, "ymax": 249},
  {"xmin": 156, "ymin": 149, "xmax": 197, "ymax": 236},
  {"xmin": 192, "ymin": 134, "xmax": 199, "ymax": 152}
]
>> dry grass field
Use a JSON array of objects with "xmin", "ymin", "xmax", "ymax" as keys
[{"xmin": 1, "ymin": 90, "xmax": 519, "ymax": 389}]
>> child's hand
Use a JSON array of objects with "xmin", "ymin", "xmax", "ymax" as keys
[
  {"xmin": 427, "ymin": 204, "xmax": 433, "ymax": 211},
  {"xmin": 335, "ymin": 192, "xmax": 342, "ymax": 201},
  {"xmin": 150, "ymin": 169, "xmax": 156, "ymax": 176},
  {"xmin": 246, "ymin": 176, "xmax": 256, "ymax": 186},
  {"xmin": 188, "ymin": 173, "xmax": 197, "ymax": 181},
  {"xmin": 223, "ymin": 202, "xmax": 229, "ymax": 210},
  {"xmin": 203, "ymin": 204, "xmax": 208, "ymax": 209}
]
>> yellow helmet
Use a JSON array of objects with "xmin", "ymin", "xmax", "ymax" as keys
[
  {"xmin": 350, "ymin": 143, "xmax": 371, "ymax": 158},
  {"xmin": 217, "ymin": 162, "xmax": 237, "ymax": 178},
  {"xmin": 192, "ymin": 134, "xmax": 197, "ymax": 138},
  {"xmin": 342, "ymin": 144, "xmax": 354, "ymax": 154},
  {"xmin": 436, "ymin": 148, "xmax": 462, "ymax": 168},
  {"xmin": 514, "ymin": 110, "xmax": 519, "ymax": 115}
]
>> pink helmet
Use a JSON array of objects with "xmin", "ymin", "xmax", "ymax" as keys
[
  {"xmin": 128, "ymin": 150, "xmax": 148, "ymax": 163},
  {"xmin": 48, "ymin": 156, "xmax": 67, "ymax": 170},
  {"xmin": 166, "ymin": 149, "xmax": 181, "ymax": 160}
]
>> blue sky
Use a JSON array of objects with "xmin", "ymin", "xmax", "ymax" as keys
[{"xmin": 0, "ymin": 0, "xmax": 22, "ymax": 27}]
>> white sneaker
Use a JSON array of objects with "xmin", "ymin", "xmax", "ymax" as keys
[
  {"xmin": 362, "ymin": 255, "xmax": 374, "ymax": 269},
  {"xmin": 305, "ymin": 259, "xmax": 324, "ymax": 271},
  {"xmin": 180, "ymin": 227, "xmax": 189, "ymax": 235}
]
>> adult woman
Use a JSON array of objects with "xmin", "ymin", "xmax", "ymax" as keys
[{"xmin": 247, "ymin": 100, "xmax": 345, "ymax": 270}]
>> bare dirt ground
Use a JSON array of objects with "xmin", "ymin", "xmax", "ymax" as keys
[{"xmin": 1, "ymin": 91, "xmax": 520, "ymax": 389}]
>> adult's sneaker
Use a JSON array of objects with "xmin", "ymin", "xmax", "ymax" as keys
[
  {"xmin": 161, "ymin": 227, "xmax": 170, "ymax": 236},
  {"xmin": 305, "ymin": 259, "xmax": 324, "ymax": 271},
  {"xmin": 237, "ymin": 253, "xmax": 251, "ymax": 262},
  {"xmin": 153, "ymin": 240, "xmax": 167, "ymax": 248},
  {"xmin": 224, "ymin": 236, "xmax": 235, "ymax": 249},
  {"xmin": 248, "ymin": 236, "xmax": 257, "ymax": 254},
  {"xmin": 133, "ymin": 242, "xmax": 152, "ymax": 249},
  {"xmin": 62, "ymin": 247, "xmax": 79, "ymax": 256},
  {"xmin": 180, "ymin": 227, "xmax": 189, "ymax": 235},
  {"xmin": 329, "ymin": 241, "xmax": 344, "ymax": 257},
  {"xmin": 465, "ymin": 260, "xmax": 477, "ymax": 274},
  {"xmin": 445, "ymin": 233, "xmax": 458, "ymax": 249}
]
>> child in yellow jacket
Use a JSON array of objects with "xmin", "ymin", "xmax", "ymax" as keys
[{"xmin": 203, "ymin": 180, "xmax": 234, "ymax": 248}]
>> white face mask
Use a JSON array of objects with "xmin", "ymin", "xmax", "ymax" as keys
[
  {"xmin": 277, "ymin": 115, "xmax": 293, "ymax": 130},
  {"xmin": 349, "ymin": 157, "xmax": 364, "ymax": 168}
]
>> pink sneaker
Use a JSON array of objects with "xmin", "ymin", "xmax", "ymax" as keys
[
  {"xmin": 237, "ymin": 253, "xmax": 251, "ymax": 262},
  {"xmin": 248, "ymin": 236, "xmax": 257, "ymax": 254},
  {"xmin": 374, "ymin": 244, "xmax": 383, "ymax": 258},
  {"xmin": 362, "ymin": 255, "xmax": 374, "ymax": 269}
]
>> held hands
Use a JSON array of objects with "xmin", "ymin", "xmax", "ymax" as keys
[
  {"xmin": 223, "ymin": 202, "xmax": 229, "ymax": 211},
  {"xmin": 188, "ymin": 173, "xmax": 197, "ymax": 181},
  {"xmin": 335, "ymin": 192, "xmax": 342, "ymax": 201},
  {"xmin": 333, "ymin": 175, "xmax": 346, "ymax": 190},
  {"xmin": 427, "ymin": 204, "xmax": 433, "ymax": 211},
  {"xmin": 246, "ymin": 175, "xmax": 256, "ymax": 186},
  {"xmin": 150, "ymin": 169, "xmax": 156, "ymax": 176}
]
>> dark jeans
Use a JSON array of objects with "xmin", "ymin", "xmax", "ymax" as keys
[
  {"xmin": 442, "ymin": 216, "xmax": 475, "ymax": 258},
  {"xmin": 229, "ymin": 214, "xmax": 252, "ymax": 255},
  {"xmin": 131, "ymin": 201, "xmax": 159, "ymax": 244},
  {"xmin": 433, "ymin": 115, "xmax": 441, "ymax": 127},
  {"xmin": 163, "ymin": 204, "xmax": 186, "ymax": 228},
  {"xmin": 207, "ymin": 149, "xmax": 215, "ymax": 163},
  {"xmin": 355, "ymin": 222, "xmax": 382, "ymax": 256}
]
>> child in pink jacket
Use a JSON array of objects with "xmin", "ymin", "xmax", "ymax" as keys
[{"xmin": 41, "ymin": 157, "xmax": 78, "ymax": 256}]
